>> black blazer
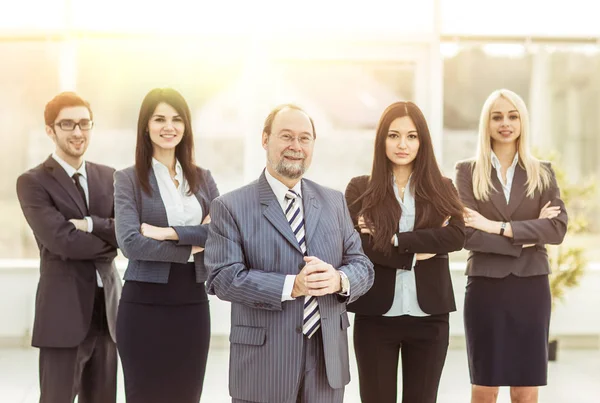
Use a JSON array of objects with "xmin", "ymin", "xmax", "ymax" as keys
[
  {"xmin": 344, "ymin": 175, "xmax": 465, "ymax": 316},
  {"xmin": 16, "ymin": 156, "xmax": 122, "ymax": 348},
  {"xmin": 455, "ymin": 160, "xmax": 568, "ymax": 278}
]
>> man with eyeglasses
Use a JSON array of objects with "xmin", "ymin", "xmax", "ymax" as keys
[
  {"xmin": 205, "ymin": 104, "xmax": 374, "ymax": 402},
  {"xmin": 16, "ymin": 92, "xmax": 121, "ymax": 403}
]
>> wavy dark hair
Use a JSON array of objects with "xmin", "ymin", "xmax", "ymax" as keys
[
  {"xmin": 135, "ymin": 88, "xmax": 199, "ymax": 196},
  {"xmin": 358, "ymin": 101, "xmax": 464, "ymax": 252}
]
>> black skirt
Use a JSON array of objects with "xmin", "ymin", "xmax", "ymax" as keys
[
  {"xmin": 464, "ymin": 274, "xmax": 551, "ymax": 387},
  {"xmin": 117, "ymin": 262, "xmax": 210, "ymax": 403}
]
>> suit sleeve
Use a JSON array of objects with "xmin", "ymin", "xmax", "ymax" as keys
[
  {"xmin": 172, "ymin": 170, "xmax": 220, "ymax": 247},
  {"xmin": 337, "ymin": 192, "xmax": 374, "ymax": 303},
  {"xmin": 114, "ymin": 169, "xmax": 192, "ymax": 263},
  {"xmin": 205, "ymin": 197, "xmax": 287, "ymax": 311},
  {"xmin": 510, "ymin": 163, "xmax": 568, "ymax": 245},
  {"xmin": 455, "ymin": 161, "xmax": 523, "ymax": 257},
  {"xmin": 16, "ymin": 172, "xmax": 116, "ymax": 261},
  {"xmin": 89, "ymin": 216, "xmax": 117, "ymax": 247}
]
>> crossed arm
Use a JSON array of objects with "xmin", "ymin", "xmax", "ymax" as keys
[
  {"xmin": 455, "ymin": 162, "xmax": 568, "ymax": 258},
  {"xmin": 16, "ymin": 173, "xmax": 116, "ymax": 261}
]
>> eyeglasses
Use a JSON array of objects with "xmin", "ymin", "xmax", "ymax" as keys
[
  {"xmin": 52, "ymin": 119, "xmax": 94, "ymax": 131},
  {"xmin": 276, "ymin": 133, "xmax": 314, "ymax": 146}
]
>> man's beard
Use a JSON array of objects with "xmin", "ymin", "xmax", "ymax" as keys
[
  {"xmin": 272, "ymin": 151, "xmax": 306, "ymax": 179},
  {"xmin": 57, "ymin": 136, "xmax": 87, "ymax": 158}
]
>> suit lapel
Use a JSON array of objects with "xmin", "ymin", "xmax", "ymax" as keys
[
  {"xmin": 489, "ymin": 168, "xmax": 510, "ymax": 221},
  {"xmin": 85, "ymin": 162, "xmax": 98, "ymax": 215},
  {"xmin": 258, "ymin": 173, "xmax": 303, "ymax": 254},
  {"xmin": 507, "ymin": 164, "xmax": 527, "ymax": 216},
  {"xmin": 301, "ymin": 180, "xmax": 321, "ymax": 254},
  {"xmin": 43, "ymin": 156, "xmax": 87, "ymax": 216},
  {"xmin": 144, "ymin": 170, "xmax": 169, "ymax": 227}
]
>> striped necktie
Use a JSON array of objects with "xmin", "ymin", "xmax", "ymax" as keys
[{"xmin": 285, "ymin": 189, "xmax": 320, "ymax": 338}]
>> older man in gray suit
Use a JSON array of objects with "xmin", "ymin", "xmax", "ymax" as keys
[{"xmin": 206, "ymin": 104, "xmax": 374, "ymax": 403}]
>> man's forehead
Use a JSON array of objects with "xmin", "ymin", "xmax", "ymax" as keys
[
  {"xmin": 272, "ymin": 108, "xmax": 313, "ymax": 133},
  {"xmin": 55, "ymin": 106, "xmax": 90, "ymax": 121}
]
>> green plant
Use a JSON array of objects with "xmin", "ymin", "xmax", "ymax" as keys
[{"xmin": 543, "ymin": 151, "xmax": 597, "ymax": 310}]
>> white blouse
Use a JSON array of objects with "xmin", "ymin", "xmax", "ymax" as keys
[
  {"xmin": 384, "ymin": 175, "xmax": 429, "ymax": 318},
  {"xmin": 491, "ymin": 151, "xmax": 519, "ymax": 203},
  {"xmin": 152, "ymin": 158, "xmax": 202, "ymax": 262}
]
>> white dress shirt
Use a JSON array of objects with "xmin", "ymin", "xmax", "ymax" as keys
[
  {"xmin": 51, "ymin": 153, "xmax": 102, "ymax": 287},
  {"xmin": 384, "ymin": 175, "xmax": 429, "ymax": 317},
  {"xmin": 491, "ymin": 151, "xmax": 519, "ymax": 203},
  {"xmin": 152, "ymin": 158, "xmax": 203, "ymax": 262},
  {"xmin": 264, "ymin": 169, "xmax": 304, "ymax": 301}
]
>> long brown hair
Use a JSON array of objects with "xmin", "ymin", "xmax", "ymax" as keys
[
  {"xmin": 358, "ymin": 101, "xmax": 464, "ymax": 253},
  {"xmin": 135, "ymin": 88, "xmax": 200, "ymax": 195}
]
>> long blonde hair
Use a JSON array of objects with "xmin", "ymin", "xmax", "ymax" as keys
[{"xmin": 473, "ymin": 89, "xmax": 551, "ymax": 201}]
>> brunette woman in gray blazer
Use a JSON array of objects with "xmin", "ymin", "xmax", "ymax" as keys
[
  {"xmin": 455, "ymin": 89, "xmax": 567, "ymax": 403},
  {"xmin": 114, "ymin": 88, "xmax": 218, "ymax": 403}
]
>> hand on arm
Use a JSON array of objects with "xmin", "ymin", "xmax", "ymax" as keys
[{"xmin": 69, "ymin": 218, "xmax": 89, "ymax": 232}]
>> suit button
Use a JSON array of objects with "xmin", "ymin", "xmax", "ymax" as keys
[
  {"xmin": 296, "ymin": 326, "xmax": 303, "ymax": 334},
  {"xmin": 404, "ymin": 248, "xmax": 409, "ymax": 252},
  {"xmin": 401, "ymin": 265, "xmax": 407, "ymax": 270}
]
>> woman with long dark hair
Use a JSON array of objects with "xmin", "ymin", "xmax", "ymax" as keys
[
  {"xmin": 114, "ymin": 88, "xmax": 218, "ymax": 402},
  {"xmin": 456, "ymin": 89, "xmax": 567, "ymax": 403},
  {"xmin": 345, "ymin": 101, "xmax": 465, "ymax": 403}
]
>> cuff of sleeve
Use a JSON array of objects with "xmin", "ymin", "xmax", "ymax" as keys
[
  {"xmin": 84, "ymin": 216, "xmax": 93, "ymax": 233},
  {"xmin": 338, "ymin": 270, "xmax": 350, "ymax": 296},
  {"xmin": 282, "ymin": 275, "xmax": 297, "ymax": 301}
]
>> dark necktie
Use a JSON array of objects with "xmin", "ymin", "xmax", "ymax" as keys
[{"xmin": 72, "ymin": 173, "xmax": 88, "ymax": 213}]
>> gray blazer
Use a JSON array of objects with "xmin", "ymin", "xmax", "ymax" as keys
[
  {"xmin": 205, "ymin": 172, "xmax": 374, "ymax": 402},
  {"xmin": 455, "ymin": 160, "xmax": 568, "ymax": 277},
  {"xmin": 114, "ymin": 165, "xmax": 219, "ymax": 283}
]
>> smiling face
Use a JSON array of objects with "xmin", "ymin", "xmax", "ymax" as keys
[
  {"xmin": 262, "ymin": 107, "xmax": 315, "ymax": 185},
  {"xmin": 489, "ymin": 96, "xmax": 521, "ymax": 146},
  {"xmin": 385, "ymin": 116, "xmax": 420, "ymax": 169},
  {"xmin": 46, "ymin": 106, "xmax": 92, "ymax": 166},
  {"xmin": 147, "ymin": 102, "xmax": 185, "ymax": 153}
]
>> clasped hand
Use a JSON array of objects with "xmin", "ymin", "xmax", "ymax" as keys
[{"xmin": 292, "ymin": 256, "xmax": 341, "ymax": 298}]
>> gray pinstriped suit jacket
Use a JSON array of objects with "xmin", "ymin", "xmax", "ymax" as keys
[
  {"xmin": 205, "ymin": 172, "xmax": 374, "ymax": 402},
  {"xmin": 114, "ymin": 165, "xmax": 219, "ymax": 283}
]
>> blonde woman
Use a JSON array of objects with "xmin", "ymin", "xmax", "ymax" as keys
[{"xmin": 455, "ymin": 89, "xmax": 568, "ymax": 403}]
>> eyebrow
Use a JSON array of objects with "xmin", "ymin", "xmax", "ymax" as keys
[
  {"xmin": 152, "ymin": 114, "xmax": 181, "ymax": 118},
  {"xmin": 388, "ymin": 129, "xmax": 418, "ymax": 134},
  {"xmin": 279, "ymin": 129, "xmax": 313, "ymax": 136},
  {"xmin": 491, "ymin": 110, "xmax": 519, "ymax": 114}
]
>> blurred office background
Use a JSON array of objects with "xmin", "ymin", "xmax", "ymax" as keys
[{"xmin": 1, "ymin": 0, "xmax": 600, "ymax": 401}]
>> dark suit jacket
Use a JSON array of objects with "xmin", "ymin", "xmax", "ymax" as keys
[
  {"xmin": 455, "ymin": 160, "xmax": 568, "ymax": 277},
  {"xmin": 16, "ymin": 156, "xmax": 121, "ymax": 348},
  {"xmin": 114, "ymin": 165, "xmax": 219, "ymax": 283},
  {"xmin": 344, "ymin": 175, "xmax": 465, "ymax": 316}
]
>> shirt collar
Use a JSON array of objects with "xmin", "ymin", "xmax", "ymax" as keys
[
  {"xmin": 52, "ymin": 153, "xmax": 87, "ymax": 179},
  {"xmin": 491, "ymin": 151, "xmax": 519, "ymax": 171},
  {"xmin": 264, "ymin": 168, "xmax": 302, "ymax": 204},
  {"xmin": 152, "ymin": 158, "xmax": 183, "ymax": 181}
]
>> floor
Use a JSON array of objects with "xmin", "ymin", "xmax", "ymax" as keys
[{"xmin": 1, "ymin": 346, "xmax": 598, "ymax": 402}]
